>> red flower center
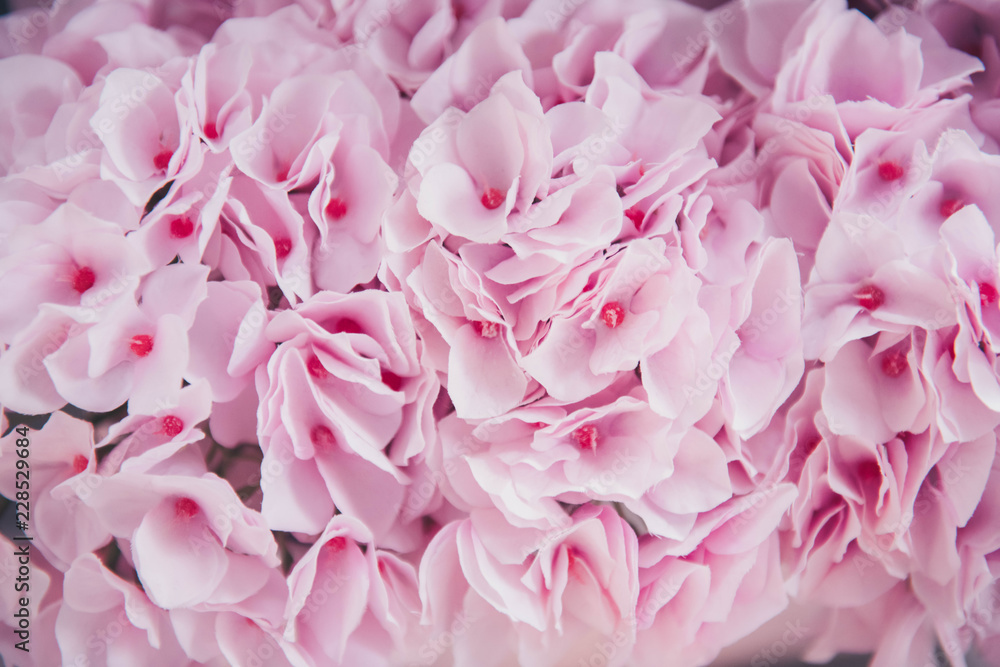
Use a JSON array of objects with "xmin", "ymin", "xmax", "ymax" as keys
[
  {"xmin": 203, "ymin": 122, "xmax": 219, "ymax": 140},
  {"xmin": 481, "ymin": 187, "xmax": 505, "ymax": 210},
  {"xmin": 940, "ymin": 198, "xmax": 965, "ymax": 218},
  {"xmin": 571, "ymin": 424, "xmax": 599, "ymax": 451},
  {"xmin": 854, "ymin": 284, "xmax": 885, "ymax": 311},
  {"xmin": 307, "ymin": 354, "xmax": 329, "ymax": 380},
  {"xmin": 169, "ymin": 216, "xmax": 194, "ymax": 239},
  {"xmin": 334, "ymin": 318, "xmax": 364, "ymax": 334},
  {"xmin": 72, "ymin": 455, "xmax": 88, "ymax": 474},
  {"xmin": 857, "ymin": 460, "xmax": 883, "ymax": 484},
  {"xmin": 323, "ymin": 536, "xmax": 347, "ymax": 558},
  {"xmin": 130, "ymin": 334, "xmax": 154, "ymax": 358},
  {"xmin": 174, "ymin": 497, "xmax": 199, "ymax": 519},
  {"xmin": 979, "ymin": 282, "xmax": 998, "ymax": 309},
  {"xmin": 274, "ymin": 237, "xmax": 292, "ymax": 260},
  {"xmin": 153, "ymin": 149, "xmax": 173, "ymax": 172},
  {"xmin": 381, "ymin": 369, "xmax": 403, "ymax": 392},
  {"xmin": 161, "ymin": 415, "xmax": 184, "ymax": 438},
  {"xmin": 880, "ymin": 350, "xmax": 908, "ymax": 378},
  {"xmin": 624, "ymin": 207, "xmax": 645, "ymax": 230},
  {"xmin": 877, "ymin": 160, "xmax": 904, "ymax": 182},
  {"xmin": 72, "ymin": 266, "xmax": 96, "ymax": 294},
  {"xmin": 600, "ymin": 301, "xmax": 626, "ymax": 328},
  {"xmin": 325, "ymin": 197, "xmax": 348, "ymax": 220},
  {"xmin": 566, "ymin": 546, "xmax": 588, "ymax": 580},
  {"xmin": 472, "ymin": 321, "xmax": 500, "ymax": 338},
  {"xmin": 311, "ymin": 425, "xmax": 337, "ymax": 451}
]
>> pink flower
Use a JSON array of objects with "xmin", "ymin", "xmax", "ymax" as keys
[
  {"xmin": 186, "ymin": 280, "xmax": 273, "ymax": 405},
  {"xmin": 772, "ymin": 2, "xmax": 982, "ymax": 136},
  {"xmin": 409, "ymin": 70, "xmax": 551, "ymax": 243},
  {"xmin": 724, "ymin": 238, "xmax": 805, "ymax": 437},
  {"xmin": 779, "ymin": 361, "xmax": 996, "ymax": 643},
  {"xmin": 0, "ymin": 55, "xmax": 83, "ymax": 176},
  {"xmin": 43, "ymin": 264, "xmax": 209, "ymax": 415},
  {"xmin": 229, "ymin": 68, "xmax": 396, "ymax": 190},
  {"xmin": 94, "ymin": 379, "xmax": 214, "ymax": 474},
  {"xmin": 255, "ymin": 290, "xmax": 438, "ymax": 543},
  {"xmin": 6, "ymin": 1, "xmax": 1000, "ymax": 664},
  {"xmin": 711, "ymin": 0, "xmax": 820, "ymax": 97},
  {"xmin": 633, "ymin": 514, "xmax": 793, "ymax": 665},
  {"xmin": 391, "ymin": 239, "xmax": 533, "ymax": 419},
  {"xmin": 89, "ymin": 65, "xmax": 205, "ymax": 207},
  {"xmin": 54, "ymin": 554, "xmax": 193, "ymax": 666},
  {"xmin": 0, "ymin": 413, "xmax": 110, "ymax": 571},
  {"xmin": 359, "ymin": 0, "xmax": 501, "ymax": 93},
  {"xmin": 802, "ymin": 582, "xmax": 951, "ymax": 667},
  {"xmin": 419, "ymin": 505, "xmax": 639, "ymax": 667},
  {"xmin": 801, "ymin": 213, "xmax": 956, "ymax": 362},
  {"xmin": 0, "ymin": 207, "xmax": 156, "ymax": 415},
  {"xmin": 434, "ymin": 391, "xmax": 679, "ymax": 529},
  {"xmin": 517, "ymin": 504, "xmax": 639, "ymax": 667},
  {"xmin": 521, "ymin": 238, "xmax": 703, "ymax": 403},
  {"xmin": 821, "ymin": 335, "xmax": 929, "ymax": 445},
  {"xmin": 626, "ymin": 425, "xmax": 732, "ymax": 542},
  {"xmin": 744, "ymin": 109, "xmax": 848, "ymax": 276},
  {"xmin": 409, "ymin": 17, "xmax": 532, "ymax": 124},
  {"xmin": 307, "ymin": 142, "xmax": 398, "ymax": 293},
  {"xmin": 0, "ymin": 203, "xmax": 150, "ymax": 345},
  {"xmin": 128, "ymin": 150, "xmax": 236, "ymax": 268},
  {"xmin": 284, "ymin": 515, "xmax": 422, "ymax": 664},
  {"xmin": 80, "ymin": 469, "xmax": 281, "ymax": 612}
]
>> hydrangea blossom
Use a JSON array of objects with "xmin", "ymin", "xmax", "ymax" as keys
[{"xmin": 2, "ymin": 0, "xmax": 1000, "ymax": 666}]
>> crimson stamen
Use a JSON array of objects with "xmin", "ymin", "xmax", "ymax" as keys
[
  {"xmin": 600, "ymin": 302, "xmax": 626, "ymax": 328},
  {"xmin": 571, "ymin": 424, "xmax": 599, "ymax": 451},
  {"xmin": 481, "ymin": 187, "xmax": 505, "ymax": 210},
  {"xmin": 854, "ymin": 284, "xmax": 885, "ymax": 311},
  {"xmin": 130, "ymin": 334, "xmax": 154, "ymax": 358}
]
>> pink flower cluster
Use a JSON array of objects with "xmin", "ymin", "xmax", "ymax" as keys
[{"xmin": 2, "ymin": 0, "xmax": 1000, "ymax": 665}]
